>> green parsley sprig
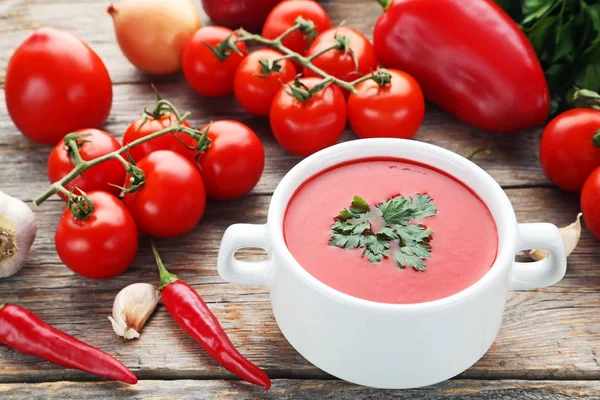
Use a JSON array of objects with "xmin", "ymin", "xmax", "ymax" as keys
[{"xmin": 329, "ymin": 194, "xmax": 437, "ymax": 271}]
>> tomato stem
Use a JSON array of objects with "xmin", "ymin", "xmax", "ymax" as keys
[
  {"xmin": 376, "ymin": 0, "xmax": 393, "ymax": 11},
  {"xmin": 594, "ymin": 130, "xmax": 600, "ymax": 148},
  {"xmin": 151, "ymin": 241, "xmax": 179, "ymax": 289},
  {"xmin": 466, "ymin": 146, "xmax": 491, "ymax": 161}
]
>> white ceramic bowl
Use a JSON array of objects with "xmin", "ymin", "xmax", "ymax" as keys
[{"xmin": 217, "ymin": 138, "xmax": 566, "ymax": 389}]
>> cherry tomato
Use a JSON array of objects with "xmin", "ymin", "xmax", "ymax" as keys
[
  {"xmin": 262, "ymin": 0, "xmax": 331, "ymax": 55},
  {"xmin": 48, "ymin": 129, "xmax": 125, "ymax": 200},
  {"xmin": 234, "ymin": 49, "xmax": 297, "ymax": 116},
  {"xmin": 540, "ymin": 108, "xmax": 600, "ymax": 192},
  {"xmin": 347, "ymin": 69, "xmax": 425, "ymax": 139},
  {"xmin": 581, "ymin": 167, "xmax": 600, "ymax": 240},
  {"xmin": 55, "ymin": 191, "xmax": 138, "ymax": 279},
  {"xmin": 5, "ymin": 28, "xmax": 112, "ymax": 145},
  {"xmin": 197, "ymin": 121, "xmax": 265, "ymax": 200},
  {"xmin": 270, "ymin": 77, "xmax": 347, "ymax": 156},
  {"xmin": 122, "ymin": 113, "xmax": 196, "ymax": 163},
  {"xmin": 123, "ymin": 150, "xmax": 206, "ymax": 237},
  {"xmin": 305, "ymin": 27, "xmax": 378, "ymax": 84},
  {"xmin": 182, "ymin": 26, "xmax": 248, "ymax": 97}
]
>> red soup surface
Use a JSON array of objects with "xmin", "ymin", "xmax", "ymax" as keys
[{"xmin": 283, "ymin": 159, "xmax": 498, "ymax": 304}]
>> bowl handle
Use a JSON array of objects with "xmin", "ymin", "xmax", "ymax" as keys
[
  {"xmin": 510, "ymin": 223, "xmax": 567, "ymax": 290},
  {"xmin": 217, "ymin": 224, "xmax": 273, "ymax": 287}
]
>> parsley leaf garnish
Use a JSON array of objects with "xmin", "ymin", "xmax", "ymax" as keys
[{"xmin": 328, "ymin": 194, "xmax": 437, "ymax": 271}]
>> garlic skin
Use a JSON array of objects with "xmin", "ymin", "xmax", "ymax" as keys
[
  {"xmin": 109, "ymin": 283, "xmax": 160, "ymax": 339},
  {"xmin": 528, "ymin": 213, "xmax": 582, "ymax": 261},
  {"xmin": 107, "ymin": 0, "xmax": 202, "ymax": 75},
  {"xmin": 0, "ymin": 192, "xmax": 37, "ymax": 278}
]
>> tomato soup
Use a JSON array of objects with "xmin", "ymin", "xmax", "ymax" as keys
[{"xmin": 283, "ymin": 159, "xmax": 498, "ymax": 304}]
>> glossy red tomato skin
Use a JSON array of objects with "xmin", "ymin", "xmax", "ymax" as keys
[
  {"xmin": 123, "ymin": 150, "xmax": 206, "ymax": 237},
  {"xmin": 55, "ymin": 191, "xmax": 138, "ymax": 279},
  {"xmin": 197, "ymin": 121, "xmax": 265, "ymax": 200},
  {"xmin": 304, "ymin": 27, "xmax": 378, "ymax": 83},
  {"xmin": 234, "ymin": 49, "xmax": 297, "ymax": 116},
  {"xmin": 373, "ymin": 0, "xmax": 549, "ymax": 133},
  {"xmin": 182, "ymin": 27, "xmax": 248, "ymax": 97},
  {"xmin": 270, "ymin": 77, "xmax": 347, "ymax": 156},
  {"xmin": 262, "ymin": 0, "xmax": 331, "ymax": 55},
  {"xmin": 581, "ymin": 167, "xmax": 600, "ymax": 240},
  {"xmin": 5, "ymin": 28, "xmax": 112, "ymax": 145},
  {"xmin": 202, "ymin": 0, "xmax": 282, "ymax": 32},
  {"xmin": 347, "ymin": 69, "xmax": 425, "ymax": 139},
  {"xmin": 540, "ymin": 109, "xmax": 600, "ymax": 192},
  {"xmin": 48, "ymin": 129, "xmax": 125, "ymax": 200},
  {"xmin": 122, "ymin": 114, "xmax": 196, "ymax": 163}
]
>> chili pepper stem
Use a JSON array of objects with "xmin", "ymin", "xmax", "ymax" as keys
[{"xmin": 151, "ymin": 241, "xmax": 179, "ymax": 288}]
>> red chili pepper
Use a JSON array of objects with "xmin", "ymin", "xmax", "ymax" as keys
[
  {"xmin": 373, "ymin": 0, "xmax": 549, "ymax": 133},
  {"xmin": 0, "ymin": 303, "xmax": 137, "ymax": 384},
  {"xmin": 152, "ymin": 243, "xmax": 271, "ymax": 390}
]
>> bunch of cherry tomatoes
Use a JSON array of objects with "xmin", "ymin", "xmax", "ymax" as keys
[{"xmin": 181, "ymin": 0, "xmax": 426, "ymax": 156}]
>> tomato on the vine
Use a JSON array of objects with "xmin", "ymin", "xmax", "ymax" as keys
[
  {"xmin": 581, "ymin": 167, "xmax": 600, "ymax": 240},
  {"xmin": 182, "ymin": 26, "xmax": 248, "ymax": 97},
  {"xmin": 5, "ymin": 28, "xmax": 112, "ymax": 145},
  {"xmin": 540, "ymin": 108, "xmax": 600, "ymax": 192},
  {"xmin": 122, "ymin": 113, "xmax": 196, "ymax": 163},
  {"xmin": 347, "ymin": 69, "xmax": 425, "ymax": 139},
  {"xmin": 262, "ymin": 0, "xmax": 331, "ymax": 55},
  {"xmin": 197, "ymin": 121, "xmax": 265, "ymax": 200},
  {"xmin": 48, "ymin": 129, "xmax": 125, "ymax": 200},
  {"xmin": 123, "ymin": 150, "xmax": 206, "ymax": 237},
  {"xmin": 234, "ymin": 49, "xmax": 297, "ymax": 116},
  {"xmin": 270, "ymin": 77, "xmax": 347, "ymax": 156},
  {"xmin": 304, "ymin": 27, "xmax": 378, "ymax": 84},
  {"xmin": 55, "ymin": 191, "xmax": 138, "ymax": 279}
]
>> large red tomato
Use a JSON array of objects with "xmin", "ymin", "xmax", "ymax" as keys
[
  {"xmin": 304, "ymin": 27, "xmax": 378, "ymax": 83},
  {"xmin": 182, "ymin": 26, "xmax": 248, "ymax": 97},
  {"xmin": 540, "ymin": 108, "xmax": 600, "ymax": 192},
  {"xmin": 48, "ymin": 129, "xmax": 125, "ymax": 200},
  {"xmin": 581, "ymin": 167, "xmax": 600, "ymax": 240},
  {"xmin": 5, "ymin": 28, "xmax": 112, "ymax": 145},
  {"xmin": 262, "ymin": 0, "xmax": 331, "ymax": 55},
  {"xmin": 123, "ymin": 150, "xmax": 206, "ymax": 237},
  {"xmin": 347, "ymin": 69, "xmax": 425, "ymax": 139},
  {"xmin": 234, "ymin": 49, "xmax": 297, "ymax": 116},
  {"xmin": 270, "ymin": 77, "xmax": 347, "ymax": 156},
  {"xmin": 55, "ymin": 191, "xmax": 138, "ymax": 279},
  {"xmin": 197, "ymin": 121, "xmax": 265, "ymax": 200},
  {"xmin": 122, "ymin": 113, "xmax": 196, "ymax": 163}
]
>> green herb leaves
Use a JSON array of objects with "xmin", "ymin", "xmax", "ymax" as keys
[
  {"xmin": 495, "ymin": 0, "xmax": 600, "ymax": 113},
  {"xmin": 328, "ymin": 194, "xmax": 437, "ymax": 271}
]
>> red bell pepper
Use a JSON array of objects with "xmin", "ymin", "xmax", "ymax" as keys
[{"xmin": 373, "ymin": 0, "xmax": 550, "ymax": 133}]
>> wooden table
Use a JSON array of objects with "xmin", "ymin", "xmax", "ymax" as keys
[{"xmin": 1, "ymin": 1, "xmax": 599, "ymax": 398}]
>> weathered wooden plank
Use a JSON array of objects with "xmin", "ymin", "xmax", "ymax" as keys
[
  {"xmin": 1, "ymin": 379, "xmax": 599, "ymax": 399},
  {"xmin": 0, "ymin": 188, "xmax": 598, "ymax": 382},
  {"xmin": 0, "ymin": 81, "xmax": 549, "ymax": 201}
]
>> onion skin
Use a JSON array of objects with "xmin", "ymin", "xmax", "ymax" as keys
[{"xmin": 108, "ymin": 0, "xmax": 202, "ymax": 75}]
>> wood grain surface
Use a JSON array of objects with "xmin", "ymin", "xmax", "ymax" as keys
[{"xmin": 1, "ymin": 0, "xmax": 599, "ymax": 398}]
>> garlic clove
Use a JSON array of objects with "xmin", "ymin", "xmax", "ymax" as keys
[
  {"xmin": 0, "ymin": 191, "xmax": 37, "ymax": 278},
  {"xmin": 109, "ymin": 283, "xmax": 160, "ymax": 340},
  {"xmin": 528, "ymin": 213, "xmax": 582, "ymax": 261}
]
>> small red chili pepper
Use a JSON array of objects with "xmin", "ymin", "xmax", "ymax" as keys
[
  {"xmin": 0, "ymin": 303, "xmax": 137, "ymax": 384},
  {"xmin": 152, "ymin": 243, "xmax": 271, "ymax": 390}
]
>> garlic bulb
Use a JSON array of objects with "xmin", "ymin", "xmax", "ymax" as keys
[
  {"xmin": 108, "ymin": 0, "xmax": 202, "ymax": 75},
  {"xmin": 528, "ymin": 213, "xmax": 582, "ymax": 261},
  {"xmin": 109, "ymin": 283, "xmax": 160, "ymax": 339},
  {"xmin": 0, "ymin": 192, "xmax": 37, "ymax": 278}
]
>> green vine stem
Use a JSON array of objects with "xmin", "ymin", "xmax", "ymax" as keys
[
  {"xmin": 233, "ymin": 20, "xmax": 391, "ymax": 96},
  {"xmin": 34, "ymin": 116, "xmax": 210, "ymax": 208}
]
